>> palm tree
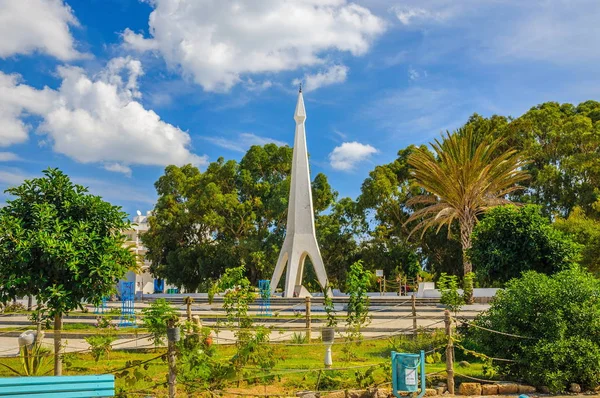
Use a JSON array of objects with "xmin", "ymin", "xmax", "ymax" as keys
[{"xmin": 405, "ymin": 129, "xmax": 529, "ymax": 275}]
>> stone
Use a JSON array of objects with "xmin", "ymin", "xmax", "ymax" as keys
[
  {"xmin": 435, "ymin": 387, "xmax": 446, "ymax": 395},
  {"xmin": 458, "ymin": 383, "xmax": 481, "ymax": 395},
  {"xmin": 518, "ymin": 385, "xmax": 536, "ymax": 394},
  {"xmin": 497, "ymin": 383, "xmax": 519, "ymax": 394},
  {"xmin": 538, "ymin": 386, "xmax": 550, "ymax": 394},
  {"xmin": 296, "ymin": 391, "xmax": 318, "ymax": 398},
  {"xmin": 372, "ymin": 388, "xmax": 391, "ymax": 398},
  {"xmin": 458, "ymin": 361, "xmax": 471, "ymax": 368},
  {"xmin": 481, "ymin": 384, "xmax": 499, "ymax": 395},
  {"xmin": 424, "ymin": 388, "xmax": 438, "ymax": 396},
  {"xmin": 347, "ymin": 389, "xmax": 370, "ymax": 398},
  {"xmin": 436, "ymin": 382, "xmax": 447, "ymax": 388},
  {"xmin": 322, "ymin": 392, "xmax": 345, "ymax": 398},
  {"xmin": 570, "ymin": 383, "xmax": 582, "ymax": 393}
]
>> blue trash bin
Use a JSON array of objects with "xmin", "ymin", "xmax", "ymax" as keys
[{"xmin": 391, "ymin": 350, "xmax": 425, "ymax": 398}]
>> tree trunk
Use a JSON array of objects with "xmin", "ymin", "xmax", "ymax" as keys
[
  {"xmin": 54, "ymin": 314, "xmax": 62, "ymax": 376},
  {"xmin": 460, "ymin": 219, "xmax": 474, "ymax": 276},
  {"xmin": 27, "ymin": 295, "xmax": 33, "ymax": 311}
]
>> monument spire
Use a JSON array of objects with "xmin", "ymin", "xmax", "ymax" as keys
[{"xmin": 271, "ymin": 91, "xmax": 328, "ymax": 297}]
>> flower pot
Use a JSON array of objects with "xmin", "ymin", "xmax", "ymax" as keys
[
  {"xmin": 166, "ymin": 326, "xmax": 180, "ymax": 342},
  {"xmin": 321, "ymin": 327, "xmax": 335, "ymax": 344},
  {"xmin": 204, "ymin": 336, "xmax": 213, "ymax": 347}
]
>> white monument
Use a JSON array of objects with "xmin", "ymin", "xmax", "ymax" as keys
[{"xmin": 271, "ymin": 88, "xmax": 328, "ymax": 297}]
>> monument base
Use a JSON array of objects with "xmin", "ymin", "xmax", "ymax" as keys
[{"xmin": 293, "ymin": 285, "xmax": 312, "ymax": 298}]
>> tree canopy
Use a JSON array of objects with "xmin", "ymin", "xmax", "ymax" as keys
[
  {"xmin": 470, "ymin": 204, "xmax": 581, "ymax": 285},
  {"xmin": 143, "ymin": 144, "xmax": 336, "ymax": 291},
  {"xmin": 145, "ymin": 99, "xmax": 600, "ymax": 286}
]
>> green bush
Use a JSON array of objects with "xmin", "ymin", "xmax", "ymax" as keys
[
  {"xmin": 468, "ymin": 267, "xmax": 600, "ymax": 392},
  {"xmin": 470, "ymin": 205, "xmax": 581, "ymax": 285}
]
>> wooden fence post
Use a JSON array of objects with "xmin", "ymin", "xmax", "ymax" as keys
[
  {"xmin": 167, "ymin": 319, "xmax": 179, "ymax": 398},
  {"xmin": 444, "ymin": 310, "xmax": 455, "ymax": 394},
  {"xmin": 184, "ymin": 296, "xmax": 193, "ymax": 321},
  {"xmin": 305, "ymin": 296, "xmax": 311, "ymax": 341},
  {"xmin": 412, "ymin": 294, "xmax": 417, "ymax": 338}
]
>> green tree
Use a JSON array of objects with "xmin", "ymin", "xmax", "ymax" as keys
[
  {"xmin": 470, "ymin": 205, "xmax": 581, "ymax": 285},
  {"xmin": 462, "ymin": 102, "xmax": 600, "ymax": 219},
  {"xmin": 143, "ymin": 144, "xmax": 336, "ymax": 291},
  {"xmin": 0, "ymin": 168, "xmax": 136, "ymax": 375},
  {"xmin": 406, "ymin": 129, "xmax": 529, "ymax": 275},
  {"xmin": 554, "ymin": 207, "xmax": 600, "ymax": 275},
  {"xmin": 469, "ymin": 268, "xmax": 600, "ymax": 392}
]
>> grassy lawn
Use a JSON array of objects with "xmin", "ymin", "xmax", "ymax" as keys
[{"xmin": 0, "ymin": 337, "xmax": 491, "ymax": 396}]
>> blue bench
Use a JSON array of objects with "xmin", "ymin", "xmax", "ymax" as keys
[{"xmin": 0, "ymin": 374, "xmax": 114, "ymax": 397}]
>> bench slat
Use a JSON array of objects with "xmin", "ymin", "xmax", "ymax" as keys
[
  {"xmin": 0, "ymin": 389, "xmax": 115, "ymax": 398},
  {"xmin": 0, "ymin": 375, "xmax": 113, "ymax": 387},
  {"xmin": 0, "ymin": 381, "xmax": 114, "ymax": 394},
  {"xmin": 0, "ymin": 375, "xmax": 114, "ymax": 398}
]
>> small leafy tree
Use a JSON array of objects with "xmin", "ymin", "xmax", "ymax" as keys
[
  {"xmin": 141, "ymin": 298, "xmax": 179, "ymax": 348},
  {"xmin": 469, "ymin": 268, "xmax": 600, "ymax": 392},
  {"xmin": 214, "ymin": 265, "xmax": 278, "ymax": 385},
  {"xmin": 437, "ymin": 273, "xmax": 463, "ymax": 314},
  {"xmin": 85, "ymin": 316, "xmax": 118, "ymax": 362},
  {"xmin": 343, "ymin": 261, "xmax": 371, "ymax": 360},
  {"xmin": 0, "ymin": 168, "xmax": 136, "ymax": 375}
]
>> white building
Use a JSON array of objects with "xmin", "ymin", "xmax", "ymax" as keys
[{"xmin": 119, "ymin": 211, "xmax": 156, "ymax": 297}]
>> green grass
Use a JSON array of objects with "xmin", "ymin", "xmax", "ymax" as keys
[{"xmin": 0, "ymin": 337, "xmax": 492, "ymax": 396}]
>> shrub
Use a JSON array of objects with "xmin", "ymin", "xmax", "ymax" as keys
[
  {"xmin": 437, "ymin": 273, "xmax": 463, "ymax": 314},
  {"xmin": 468, "ymin": 267, "xmax": 600, "ymax": 392},
  {"xmin": 141, "ymin": 298, "xmax": 178, "ymax": 347}
]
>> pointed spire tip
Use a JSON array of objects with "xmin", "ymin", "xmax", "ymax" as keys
[{"xmin": 299, "ymin": 82, "xmax": 302, "ymax": 93}]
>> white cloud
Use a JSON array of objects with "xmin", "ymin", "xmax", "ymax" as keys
[
  {"xmin": 0, "ymin": 0, "xmax": 85, "ymax": 60},
  {"xmin": 0, "ymin": 73, "xmax": 57, "ymax": 146},
  {"xmin": 293, "ymin": 65, "xmax": 349, "ymax": 92},
  {"xmin": 205, "ymin": 133, "xmax": 287, "ymax": 153},
  {"xmin": 0, "ymin": 57, "xmax": 206, "ymax": 172},
  {"xmin": 0, "ymin": 152, "xmax": 21, "ymax": 162},
  {"xmin": 123, "ymin": 0, "xmax": 385, "ymax": 92},
  {"xmin": 104, "ymin": 163, "xmax": 132, "ymax": 177},
  {"xmin": 329, "ymin": 141, "xmax": 378, "ymax": 171},
  {"xmin": 392, "ymin": 7, "xmax": 434, "ymax": 25}
]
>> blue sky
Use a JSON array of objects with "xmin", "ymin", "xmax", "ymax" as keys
[{"xmin": 1, "ymin": 0, "xmax": 599, "ymax": 217}]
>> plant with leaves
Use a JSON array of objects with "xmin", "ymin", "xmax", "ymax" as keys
[
  {"xmin": 470, "ymin": 205, "xmax": 581, "ymax": 285},
  {"xmin": 345, "ymin": 261, "xmax": 372, "ymax": 336},
  {"xmin": 323, "ymin": 283, "xmax": 338, "ymax": 329},
  {"xmin": 0, "ymin": 343, "xmax": 52, "ymax": 376},
  {"xmin": 554, "ymin": 206, "xmax": 600, "ymax": 275},
  {"xmin": 214, "ymin": 265, "xmax": 278, "ymax": 385},
  {"xmin": 141, "ymin": 298, "xmax": 179, "ymax": 348},
  {"xmin": 0, "ymin": 168, "xmax": 136, "ymax": 375},
  {"xmin": 462, "ymin": 272, "xmax": 475, "ymax": 304},
  {"xmin": 468, "ymin": 268, "xmax": 600, "ymax": 392},
  {"xmin": 342, "ymin": 261, "xmax": 371, "ymax": 361},
  {"xmin": 437, "ymin": 273, "xmax": 463, "ymax": 314},
  {"xmin": 85, "ymin": 316, "xmax": 118, "ymax": 362},
  {"xmin": 405, "ymin": 129, "xmax": 529, "ymax": 275}
]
